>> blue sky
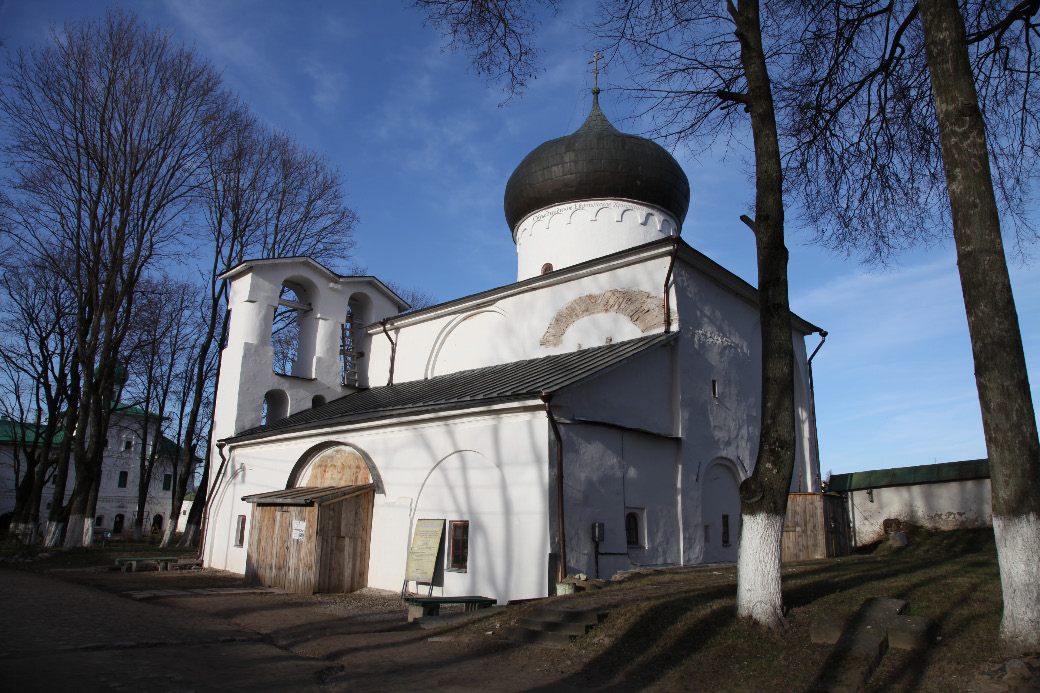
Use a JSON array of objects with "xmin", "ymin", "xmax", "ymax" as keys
[{"xmin": 2, "ymin": 1, "xmax": 1037, "ymax": 476}]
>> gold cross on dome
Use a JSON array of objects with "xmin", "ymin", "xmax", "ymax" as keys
[{"xmin": 589, "ymin": 51, "xmax": 602, "ymax": 90}]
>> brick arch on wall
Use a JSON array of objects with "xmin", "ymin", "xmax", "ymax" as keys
[{"xmin": 539, "ymin": 289, "xmax": 664, "ymax": 347}]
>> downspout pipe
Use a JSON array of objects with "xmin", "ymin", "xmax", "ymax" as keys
[
  {"xmin": 540, "ymin": 392, "xmax": 567, "ymax": 586},
  {"xmin": 807, "ymin": 331, "xmax": 828, "ymax": 491},
  {"xmin": 380, "ymin": 319, "xmax": 397, "ymax": 386},
  {"xmin": 663, "ymin": 236, "xmax": 681, "ymax": 334},
  {"xmin": 198, "ymin": 440, "xmax": 230, "ymax": 561}
]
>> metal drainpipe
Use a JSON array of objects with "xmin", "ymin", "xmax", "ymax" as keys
[
  {"xmin": 380, "ymin": 319, "xmax": 397, "ymax": 386},
  {"xmin": 663, "ymin": 236, "xmax": 681, "ymax": 333},
  {"xmin": 540, "ymin": 392, "xmax": 567, "ymax": 585},
  {"xmin": 197, "ymin": 440, "xmax": 230, "ymax": 561},
  {"xmin": 807, "ymin": 331, "xmax": 828, "ymax": 491}
]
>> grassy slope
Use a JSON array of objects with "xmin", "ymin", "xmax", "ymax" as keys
[{"xmin": 462, "ymin": 528, "xmax": 1004, "ymax": 691}]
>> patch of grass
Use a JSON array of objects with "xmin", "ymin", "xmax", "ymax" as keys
[{"xmin": 0, "ymin": 536, "xmax": 198, "ymax": 571}]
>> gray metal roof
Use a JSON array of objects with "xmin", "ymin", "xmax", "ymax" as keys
[
  {"xmin": 242, "ymin": 484, "xmax": 375, "ymax": 506},
  {"xmin": 828, "ymin": 459, "xmax": 989, "ymax": 492},
  {"xmin": 229, "ymin": 332, "xmax": 677, "ymax": 443}
]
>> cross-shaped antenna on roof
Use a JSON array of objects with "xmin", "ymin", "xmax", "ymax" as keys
[{"xmin": 589, "ymin": 51, "xmax": 602, "ymax": 94}]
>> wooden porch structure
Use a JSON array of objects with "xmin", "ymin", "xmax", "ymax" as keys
[{"xmin": 243, "ymin": 484, "xmax": 374, "ymax": 594}]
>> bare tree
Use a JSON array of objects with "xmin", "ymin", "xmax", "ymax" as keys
[
  {"xmin": 413, "ymin": 0, "xmax": 560, "ymax": 99},
  {"xmin": 779, "ymin": 0, "xmax": 1040, "ymax": 655},
  {"xmin": 0, "ymin": 254, "xmax": 77, "ymax": 543},
  {"xmin": 0, "ymin": 10, "xmax": 230, "ymax": 547},
  {"xmin": 119, "ymin": 277, "xmax": 202, "ymax": 541},
  {"xmin": 164, "ymin": 113, "xmax": 360, "ymax": 548}
]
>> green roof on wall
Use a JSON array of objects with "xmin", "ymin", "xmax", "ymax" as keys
[{"xmin": 828, "ymin": 458, "xmax": 989, "ymax": 492}]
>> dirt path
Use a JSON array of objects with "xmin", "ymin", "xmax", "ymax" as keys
[{"xmin": 0, "ymin": 568, "xmax": 598, "ymax": 692}]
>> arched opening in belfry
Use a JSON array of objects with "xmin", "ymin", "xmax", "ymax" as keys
[
  {"xmin": 261, "ymin": 389, "xmax": 289, "ymax": 425},
  {"xmin": 272, "ymin": 278, "xmax": 317, "ymax": 378},
  {"xmin": 342, "ymin": 293, "xmax": 373, "ymax": 387}
]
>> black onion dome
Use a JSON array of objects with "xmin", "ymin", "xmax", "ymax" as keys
[{"xmin": 504, "ymin": 95, "xmax": 691, "ymax": 234}]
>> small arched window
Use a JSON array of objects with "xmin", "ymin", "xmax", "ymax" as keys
[
  {"xmin": 625, "ymin": 512, "xmax": 640, "ymax": 546},
  {"xmin": 262, "ymin": 389, "xmax": 289, "ymax": 425},
  {"xmin": 342, "ymin": 294, "xmax": 373, "ymax": 387},
  {"xmin": 541, "ymin": 263, "xmax": 554, "ymax": 275},
  {"xmin": 311, "ymin": 395, "xmax": 327, "ymax": 409}
]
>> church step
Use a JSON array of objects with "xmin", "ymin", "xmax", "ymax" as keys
[
  {"xmin": 501, "ymin": 625, "xmax": 573, "ymax": 648},
  {"xmin": 530, "ymin": 606, "xmax": 610, "ymax": 625},
  {"xmin": 514, "ymin": 617, "xmax": 589, "ymax": 636},
  {"xmin": 501, "ymin": 607, "xmax": 611, "ymax": 648}
]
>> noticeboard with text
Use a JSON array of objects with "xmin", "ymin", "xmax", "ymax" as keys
[{"xmin": 405, "ymin": 519, "xmax": 444, "ymax": 583}]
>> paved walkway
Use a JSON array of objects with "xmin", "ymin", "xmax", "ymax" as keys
[
  {"xmin": 1, "ymin": 569, "xmax": 594, "ymax": 692},
  {"xmin": 122, "ymin": 586, "xmax": 283, "ymax": 600},
  {"xmin": 0, "ymin": 570, "xmax": 331, "ymax": 691}
]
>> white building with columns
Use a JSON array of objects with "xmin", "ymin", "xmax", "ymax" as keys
[{"xmin": 201, "ymin": 93, "xmax": 824, "ymax": 604}]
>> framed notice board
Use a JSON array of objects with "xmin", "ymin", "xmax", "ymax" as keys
[{"xmin": 405, "ymin": 519, "xmax": 445, "ymax": 584}]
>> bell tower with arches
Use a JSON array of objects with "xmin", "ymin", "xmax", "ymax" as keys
[{"xmin": 212, "ymin": 258, "xmax": 409, "ymax": 446}]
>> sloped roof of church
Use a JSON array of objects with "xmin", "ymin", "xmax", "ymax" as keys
[{"xmin": 228, "ymin": 332, "xmax": 677, "ymax": 443}]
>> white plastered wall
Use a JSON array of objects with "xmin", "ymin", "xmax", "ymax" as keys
[
  {"xmin": 670, "ymin": 258, "xmax": 821, "ymax": 563},
  {"xmin": 550, "ymin": 341, "xmax": 680, "ymax": 578},
  {"xmin": 548, "ymin": 423, "xmax": 683, "ymax": 581},
  {"xmin": 513, "ymin": 199, "xmax": 679, "ymax": 281},
  {"xmin": 846, "ymin": 479, "xmax": 993, "ymax": 545},
  {"xmin": 366, "ymin": 249, "xmax": 676, "ymax": 386},
  {"xmin": 204, "ymin": 406, "xmax": 550, "ymax": 604}
]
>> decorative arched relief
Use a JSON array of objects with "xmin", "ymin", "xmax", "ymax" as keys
[
  {"xmin": 540, "ymin": 289, "xmax": 664, "ymax": 347},
  {"xmin": 514, "ymin": 200, "xmax": 676, "ymax": 244},
  {"xmin": 426, "ymin": 307, "xmax": 522, "ymax": 378},
  {"xmin": 285, "ymin": 441, "xmax": 384, "ymax": 494}
]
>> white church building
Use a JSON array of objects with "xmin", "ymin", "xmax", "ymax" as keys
[{"xmin": 201, "ymin": 93, "xmax": 823, "ymax": 604}]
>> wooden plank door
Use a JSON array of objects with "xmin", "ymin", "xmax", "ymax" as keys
[{"xmin": 315, "ymin": 489, "xmax": 374, "ymax": 593}]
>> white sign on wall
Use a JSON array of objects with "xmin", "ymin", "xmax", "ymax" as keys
[{"xmin": 291, "ymin": 520, "xmax": 306, "ymax": 541}]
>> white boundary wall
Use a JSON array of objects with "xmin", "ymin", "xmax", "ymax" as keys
[{"xmin": 846, "ymin": 479, "xmax": 992, "ymax": 545}]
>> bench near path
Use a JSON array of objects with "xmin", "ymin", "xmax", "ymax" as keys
[
  {"xmin": 402, "ymin": 595, "xmax": 496, "ymax": 622},
  {"xmin": 115, "ymin": 556, "xmax": 203, "ymax": 572}
]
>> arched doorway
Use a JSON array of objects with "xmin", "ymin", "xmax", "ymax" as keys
[
  {"xmin": 113, "ymin": 514, "xmax": 125, "ymax": 535},
  {"xmin": 151, "ymin": 514, "xmax": 164, "ymax": 533},
  {"xmin": 701, "ymin": 460, "xmax": 741, "ymax": 563}
]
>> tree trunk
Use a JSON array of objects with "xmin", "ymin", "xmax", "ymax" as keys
[
  {"xmin": 163, "ymin": 301, "xmax": 227, "ymax": 549},
  {"xmin": 10, "ymin": 461, "xmax": 41, "ymax": 543},
  {"xmin": 919, "ymin": 0, "xmax": 1040, "ymax": 656},
  {"xmin": 179, "ymin": 462, "xmax": 209, "ymax": 547},
  {"xmin": 729, "ymin": 0, "xmax": 798, "ymax": 629}
]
